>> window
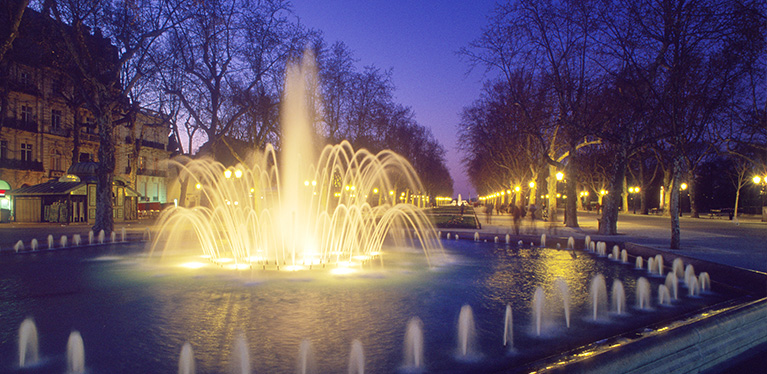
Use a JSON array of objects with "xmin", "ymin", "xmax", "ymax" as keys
[
  {"xmin": 83, "ymin": 118, "xmax": 96, "ymax": 134},
  {"xmin": 51, "ymin": 149, "xmax": 62, "ymax": 171},
  {"xmin": 51, "ymin": 78, "xmax": 63, "ymax": 94},
  {"xmin": 0, "ymin": 141, "xmax": 7, "ymax": 160},
  {"xmin": 20, "ymin": 143, "xmax": 32, "ymax": 162},
  {"xmin": 51, "ymin": 110, "xmax": 62, "ymax": 130},
  {"xmin": 21, "ymin": 105, "xmax": 33, "ymax": 123},
  {"xmin": 79, "ymin": 152, "xmax": 91, "ymax": 162},
  {"xmin": 20, "ymin": 71, "xmax": 30, "ymax": 86}
]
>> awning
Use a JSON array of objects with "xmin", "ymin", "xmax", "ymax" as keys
[{"xmin": 8, "ymin": 181, "xmax": 86, "ymax": 196}]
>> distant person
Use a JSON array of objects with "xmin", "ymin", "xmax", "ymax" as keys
[
  {"xmin": 460, "ymin": 202, "xmax": 465, "ymax": 216},
  {"xmin": 511, "ymin": 204, "xmax": 522, "ymax": 235},
  {"xmin": 486, "ymin": 203, "xmax": 493, "ymax": 224},
  {"xmin": 528, "ymin": 204, "xmax": 537, "ymax": 234},
  {"xmin": 595, "ymin": 202, "xmax": 601, "ymax": 214}
]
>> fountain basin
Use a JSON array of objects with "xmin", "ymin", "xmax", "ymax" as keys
[{"xmin": 0, "ymin": 238, "xmax": 762, "ymax": 373}]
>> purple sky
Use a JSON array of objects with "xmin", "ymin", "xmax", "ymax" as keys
[{"xmin": 290, "ymin": 0, "xmax": 499, "ymax": 199}]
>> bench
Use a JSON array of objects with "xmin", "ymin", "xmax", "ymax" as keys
[
  {"xmin": 708, "ymin": 209, "xmax": 733, "ymax": 219},
  {"xmin": 649, "ymin": 208, "xmax": 664, "ymax": 215}
]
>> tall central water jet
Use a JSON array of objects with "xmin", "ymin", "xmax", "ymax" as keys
[{"xmin": 151, "ymin": 52, "xmax": 442, "ymax": 269}]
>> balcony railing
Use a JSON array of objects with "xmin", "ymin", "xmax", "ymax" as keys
[
  {"xmin": 46, "ymin": 127, "xmax": 71, "ymax": 137},
  {"xmin": 2, "ymin": 118, "xmax": 38, "ymax": 133},
  {"xmin": 137, "ymin": 168, "xmax": 167, "ymax": 177},
  {"xmin": 8, "ymin": 79, "xmax": 41, "ymax": 96},
  {"xmin": 0, "ymin": 159, "xmax": 44, "ymax": 171},
  {"xmin": 141, "ymin": 139, "xmax": 167, "ymax": 150}
]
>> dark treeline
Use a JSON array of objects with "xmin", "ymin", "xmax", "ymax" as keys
[
  {"xmin": 459, "ymin": 0, "xmax": 766, "ymax": 248},
  {"xmin": 2, "ymin": 0, "xmax": 453, "ymax": 234}
]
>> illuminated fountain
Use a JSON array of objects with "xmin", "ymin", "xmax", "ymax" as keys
[
  {"xmin": 150, "ymin": 53, "xmax": 441, "ymax": 272},
  {"xmin": 1, "ymin": 53, "xmax": 765, "ymax": 374}
]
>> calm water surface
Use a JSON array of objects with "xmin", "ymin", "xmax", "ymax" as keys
[{"xmin": 0, "ymin": 240, "xmax": 736, "ymax": 373}]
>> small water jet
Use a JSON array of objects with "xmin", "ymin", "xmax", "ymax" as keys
[
  {"xmin": 121, "ymin": 227, "xmax": 126, "ymax": 242},
  {"xmin": 18, "ymin": 317, "xmax": 38, "ymax": 367},
  {"xmin": 612, "ymin": 245, "xmax": 620, "ymax": 260},
  {"xmin": 297, "ymin": 339, "xmax": 316, "ymax": 374},
  {"xmin": 658, "ymin": 285, "xmax": 671, "ymax": 306},
  {"xmin": 688, "ymin": 276, "xmax": 700, "ymax": 297},
  {"xmin": 47, "ymin": 235, "xmax": 54, "ymax": 249},
  {"xmin": 590, "ymin": 275, "xmax": 607, "ymax": 321},
  {"xmin": 540, "ymin": 234, "xmax": 546, "ymax": 247},
  {"xmin": 567, "ymin": 236, "xmax": 575, "ymax": 249},
  {"xmin": 14, "ymin": 240, "xmax": 24, "ymax": 252},
  {"xmin": 621, "ymin": 249, "xmax": 628, "ymax": 264},
  {"xmin": 655, "ymin": 255, "xmax": 664, "ymax": 276},
  {"xmin": 402, "ymin": 317, "xmax": 424, "ymax": 370},
  {"xmin": 505, "ymin": 234, "xmax": 510, "ymax": 244},
  {"xmin": 178, "ymin": 342, "xmax": 195, "ymax": 374},
  {"xmin": 30, "ymin": 238, "xmax": 38, "ymax": 251},
  {"xmin": 673, "ymin": 258, "xmax": 685, "ymax": 278},
  {"xmin": 111, "ymin": 231, "xmax": 117, "ymax": 243},
  {"xmin": 67, "ymin": 330, "xmax": 85, "ymax": 374},
  {"xmin": 456, "ymin": 305, "xmax": 478, "ymax": 359},
  {"xmin": 699, "ymin": 272, "xmax": 711, "ymax": 292},
  {"xmin": 533, "ymin": 287, "xmax": 545, "ymax": 336},
  {"xmin": 503, "ymin": 304, "xmax": 513, "ymax": 349},
  {"xmin": 584, "ymin": 235, "xmax": 591, "ymax": 249},
  {"xmin": 647, "ymin": 257, "xmax": 655, "ymax": 275},
  {"xmin": 665, "ymin": 273, "xmax": 679, "ymax": 300},
  {"xmin": 348, "ymin": 339, "xmax": 365, "ymax": 374},
  {"xmin": 60, "ymin": 235, "xmax": 68, "ymax": 248},
  {"xmin": 73, "ymin": 234, "xmax": 81, "ymax": 246},
  {"xmin": 636, "ymin": 277, "xmax": 651, "ymax": 310},
  {"xmin": 494, "ymin": 236, "xmax": 499, "ymax": 243},
  {"xmin": 636, "ymin": 256, "xmax": 643, "ymax": 270},
  {"xmin": 98, "ymin": 230, "xmax": 105, "ymax": 244},
  {"xmin": 447, "ymin": 233, "xmax": 451, "ymax": 240},
  {"xmin": 612, "ymin": 280, "xmax": 626, "ymax": 315},
  {"xmin": 88, "ymin": 230, "xmax": 94, "ymax": 245},
  {"xmin": 474, "ymin": 232, "xmax": 480, "ymax": 242},
  {"xmin": 685, "ymin": 264, "xmax": 696, "ymax": 289}
]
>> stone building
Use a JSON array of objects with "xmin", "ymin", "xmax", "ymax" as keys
[{"xmin": 0, "ymin": 6, "xmax": 171, "ymax": 221}]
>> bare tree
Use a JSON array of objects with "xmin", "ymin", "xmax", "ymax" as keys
[{"xmin": 48, "ymin": 0, "xmax": 180, "ymax": 235}]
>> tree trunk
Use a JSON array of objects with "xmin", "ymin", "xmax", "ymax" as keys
[
  {"xmin": 662, "ymin": 168, "xmax": 671, "ymax": 215},
  {"xmin": 93, "ymin": 110, "xmax": 115, "ymax": 235},
  {"xmin": 547, "ymin": 164, "xmax": 558, "ymax": 222},
  {"xmin": 733, "ymin": 185, "xmax": 741, "ymax": 225},
  {"xmin": 564, "ymin": 147, "xmax": 578, "ymax": 228},
  {"xmin": 599, "ymin": 147, "xmax": 626, "ymax": 235},
  {"xmin": 70, "ymin": 108, "xmax": 81, "ymax": 166},
  {"xmin": 687, "ymin": 169, "xmax": 699, "ymax": 218},
  {"xmin": 669, "ymin": 156, "xmax": 682, "ymax": 249},
  {"xmin": 639, "ymin": 163, "xmax": 649, "ymax": 214},
  {"xmin": 622, "ymin": 175, "xmax": 628, "ymax": 213}
]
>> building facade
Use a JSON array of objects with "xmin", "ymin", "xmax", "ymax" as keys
[{"xmin": 0, "ymin": 6, "xmax": 171, "ymax": 221}]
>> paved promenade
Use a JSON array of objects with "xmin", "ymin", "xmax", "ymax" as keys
[{"xmin": 471, "ymin": 210, "xmax": 767, "ymax": 273}]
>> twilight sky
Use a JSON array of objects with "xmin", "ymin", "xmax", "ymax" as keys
[{"xmin": 290, "ymin": 0, "xmax": 500, "ymax": 199}]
